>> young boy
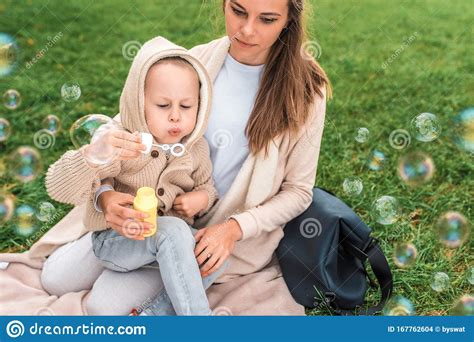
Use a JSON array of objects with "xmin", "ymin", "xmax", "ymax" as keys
[{"xmin": 45, "ymin": 36, "xmax": 224, "ymax": 315}]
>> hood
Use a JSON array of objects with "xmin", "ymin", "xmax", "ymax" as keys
[{"xmin": 119, "ymin": 36, "xmax": 212, "ymax": 149}]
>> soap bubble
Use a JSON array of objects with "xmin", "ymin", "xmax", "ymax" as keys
[
  {"xmin": 13, "ymin": 204, "xmax": 38, "ymax": 237},
  {"xmin": 35, "ymin": 201, "xmax": 56, "ymax": 222},
  {"xmin": 435, "ymin": 211, "xmax": 470, "ymax": 248},
  {"xmin": 393, "ymin": 242, "xmax": 417, "ymax": 268},
  {"xmin": 9, "ymin": 146, "xmax": 42, "ymax": 182},
  {"xmin": 0, "ymin": 193, "xmax": 15, "ymax": 222},
  {"xmin": 3, "ymin": 89, "xmax": 21, "ymax": 110},
  {"xmin": 61, "ymin": 81, "xmax": 81, "ymax": 102},
  {"xmin": 372, "ymin": 195, "xmax": 400, "ymax": 225},
  {"xmin": 70, "ymin": 114, "xmax": 121, "ymax": 165},
  {"xmin": 411, "ymin": 112, "xmax": 441, "ymax": 142},
  {"xmin": 450, "ymin": 294, "xmax": 473, "ymax": 316},
  {"xmin": 0, "ymin": 117, "xmax": 11, "ymax": 142},
  {"xmin": 383, "ymin": 295, "xmax": 415, "ymax": 316},
  {"xmin": 430, "ymin": 272, "xmax": 450, "ymax": 292},
  {"xmin": 342, "ymin": 177, "xmax": 363, "ymax": 196},
  {"xmin": 355, "ymin": 127, "xmax": 369, "ymax": 143},
  {"xmin": 398, "ymin": 151, "xmax": 435, "ymax": 186},
  {"xmin": 42, "ymin": 114, "xmax": 61, "ymax": 135},
  {"xmin": 467, "ymin": 267, "xmax": 474, "ymax": 285},
  {"xmin": 367, "ymin": 150, "xmax": 386, "ymax": 171},
  {"xmin": 70, "ymin": 114, "xmax": 115, "ymax": 148},
  {"xmin": 0, "ymin": 33, "xmax": 19, "ymax": 77},
  {"xmin": 453, "ymin": 107, "xmax": 474, "ymax": 154}
]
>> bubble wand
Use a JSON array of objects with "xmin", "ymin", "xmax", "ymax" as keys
[{"xmin": 140, "ymin": 132, "xmax": 185, "ymax": 157}]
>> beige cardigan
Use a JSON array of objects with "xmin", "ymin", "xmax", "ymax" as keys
[
  {"xmin": 45, "ymin": 37, "xmax": 218, "ymax": 230},
  {"xmin": 9, "ymin": 36, "xmax": 327, "ymax": 284},
  {"xmin": 190, "ymin": 37, "xmax": 327, "ymax": 282}
]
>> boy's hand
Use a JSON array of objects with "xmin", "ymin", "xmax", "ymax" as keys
[
  {"xmin": 173, "ymin": 190, "xmax": 209, "ymax": 218},
  {"xmin": 99, "ymin": 190, "xmax": 153, "ymax": 240},
  {"xmin": 84, "ymin": 129, "xmax": 146, "ymax": 166}
]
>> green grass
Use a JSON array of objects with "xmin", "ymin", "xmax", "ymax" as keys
[{"xmin": 0, "ymin": 0, "xmax": 472, "ymax": 316}]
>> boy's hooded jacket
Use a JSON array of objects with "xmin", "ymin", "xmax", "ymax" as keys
[{"xmin": 46, "ymin": 36, "xmax": 217, "ymax": 229}]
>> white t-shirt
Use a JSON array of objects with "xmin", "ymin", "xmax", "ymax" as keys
[{"xmin": 204, "ymin": 53, "xmax": 265, "ymax": 198}]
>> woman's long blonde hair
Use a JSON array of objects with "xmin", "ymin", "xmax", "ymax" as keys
[{"xmin": 223, "ymin": 0, "xmax": 332, "ymax": 156}]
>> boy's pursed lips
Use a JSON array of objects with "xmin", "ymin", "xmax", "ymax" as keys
[{"xmin": 168, "ymin": 127, "xmax": 182, "ymax": 136}]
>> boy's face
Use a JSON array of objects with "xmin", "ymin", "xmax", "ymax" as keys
[{"xmin": 144, "ymin": 62, "xmax": 200, "ymax": 144}]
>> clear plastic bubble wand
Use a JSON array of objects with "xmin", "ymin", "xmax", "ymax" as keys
[{"xmin": 140, "ymin": 132, "xmax": 185, "ymax": 157}]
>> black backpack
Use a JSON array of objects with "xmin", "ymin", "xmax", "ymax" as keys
[{"xmin": 276, "ymin": 187, "xmax": 393, "ymax": 315}]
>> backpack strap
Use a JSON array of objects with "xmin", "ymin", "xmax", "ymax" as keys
[{"xmin": 337, "ymin": 238, "xmax": 393, "ymax": 316}]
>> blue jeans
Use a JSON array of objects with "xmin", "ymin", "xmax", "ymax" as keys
[{"xmin": 91, "ymin": 216, "xmax": 228, "ymax": 316}]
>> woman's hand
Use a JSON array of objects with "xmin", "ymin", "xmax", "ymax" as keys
[
  {"xmin": 194, "ymin": 218, "xmax": 243, "ymax": 277},
  {"xmin": 84, "ymin": 129, "xmax": 146, "ymax": 165},
  {"xmin": 98, "ymin": 190, "xmax": 153, "ymax": 240},
  {"xmin": 173, "ymin": 190, "xmax": 209, "ymax": 218}
]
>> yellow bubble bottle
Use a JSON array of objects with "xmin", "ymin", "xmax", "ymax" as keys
[{"xmin": 133, "ymin": 187, "xmax": 158, "ymax": 237}]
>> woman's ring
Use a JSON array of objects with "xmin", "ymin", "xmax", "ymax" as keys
[{"xmin": 207, "ymin": 253, "xmax": 212, "ymax": 259}]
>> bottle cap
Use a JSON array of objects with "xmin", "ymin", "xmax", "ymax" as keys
[
  {"xmin": 134, "ymin": 187, "xmax": 158, "ymax": 208},
  {"xmin": 136, "ymin": 187, "xmax": 156, "ymax": 199}
]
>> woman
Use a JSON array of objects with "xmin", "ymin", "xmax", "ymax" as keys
[{"xmin": 11, "ymin": 0, "xmax": 330, "ymax": 315}]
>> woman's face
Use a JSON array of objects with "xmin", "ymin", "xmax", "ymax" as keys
[{"xmin": 225, "ymin": 0, "xmax": 289, "ymax": 66}]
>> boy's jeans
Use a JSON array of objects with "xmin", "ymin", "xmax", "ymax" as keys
[{"xmin": 92, "ymin": 216, "xmax": 228, "ymax": 316}]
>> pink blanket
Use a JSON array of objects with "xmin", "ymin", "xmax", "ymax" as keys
[{"xmin": 0, "ymin": 255, "xmax": 304, "ymax": 316}]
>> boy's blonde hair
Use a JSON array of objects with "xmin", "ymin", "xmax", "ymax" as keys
[{"xmin": 148, "ymin": 56, "xmax": 201, "ymax": 89}]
